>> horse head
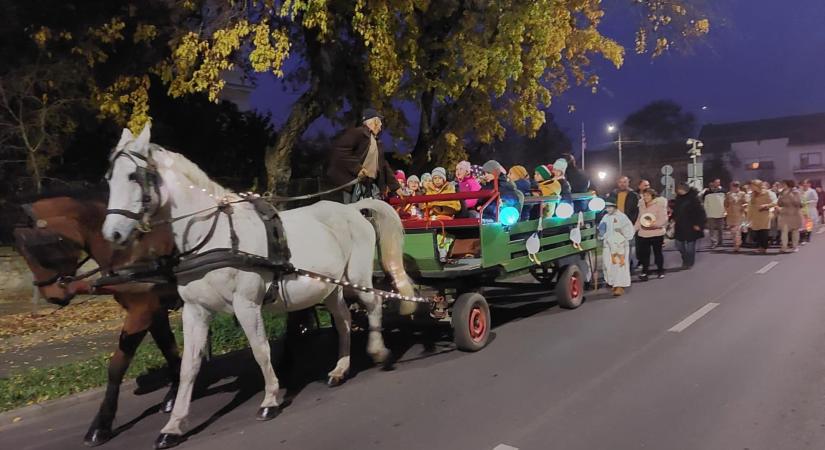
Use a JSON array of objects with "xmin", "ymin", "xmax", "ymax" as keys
[
  {"xmin": 103, "ymin": 124, "xmax": 161, "ymax": 246},
  {"xmin": 13, "ymin": 200, "xmax": 94, "ymax": 305}
]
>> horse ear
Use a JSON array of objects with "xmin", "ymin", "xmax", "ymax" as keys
[
  {"xmin": 117, "ymin": 128, "xmax": 134, "ymax": 149},
  {"xmin": 134, "ymin": 121, "xmax": 152, "ymax": 155}
]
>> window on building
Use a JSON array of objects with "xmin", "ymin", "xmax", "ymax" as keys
[
  {"xmin": 800, "ymin": 152, "xmax": 822, "ymax": 169},
  {"xmin": 745, "ymin": 160, "xmax": 775, "ymax": 170}
]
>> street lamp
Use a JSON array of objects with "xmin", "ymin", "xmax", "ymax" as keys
[
  {"xmin": 606, "ymin": 124, "xmax": 623, "ymax": 176},
  {"xmin": 597, "ymin": 171, "xmax": 607, "ymax": 181}
]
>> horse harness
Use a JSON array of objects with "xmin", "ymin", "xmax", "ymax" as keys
[{"xmin": 99, "ymin": 146, "xmax": 293, "ymax": 300}]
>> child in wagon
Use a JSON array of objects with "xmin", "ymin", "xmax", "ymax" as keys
[{"xmin": 424, "ymin": 167, "xmax": 461, "ymax": 218}]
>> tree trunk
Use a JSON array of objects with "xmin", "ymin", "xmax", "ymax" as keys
[
  {"xmin": 27, "ymin": 150, "xmax": 42, "ymax": 193},
  {"xmin": 264, "ymin": 81, "xmax": 324, "ymax": 194},
  {"xmin": 410, "ymin": 89, "xmax": 435, "ymax": 174}
]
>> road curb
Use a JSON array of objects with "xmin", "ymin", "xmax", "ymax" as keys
[{"xmin": 0, "ymin": 379, "xmax": 137, "ymax": 430}]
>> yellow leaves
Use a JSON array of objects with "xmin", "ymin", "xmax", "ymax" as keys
[
  {"xmin": 88, "ymin": 18, "xmax": 126, "ymax": 44},
  {"xmin": 32, "ymin": 27, "xmax": 52, "ymax": 49},
  {"xmin": 93, "ymin": 75, "xmax": 151, "ymax": 133},
  {"xmin": 133, "ymin": 23, "xmax": 158, "ymax": 44},
  {"xmin": 653, "ymin": 37, "xmax": 669, "ymax": 57},
  {"xmin": 694, "ymin": 18, "xmax": 710, "ymax": 35},
  {"xmin": 444, "ymin": 132, "xmax": 459, "ymax": 147},
  {"xmin": 250, "ymin": 23, "xmax": 291, "ymax": 76}
]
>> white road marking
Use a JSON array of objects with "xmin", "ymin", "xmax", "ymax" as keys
[
  {"xmin": 668, "ymin": 303, "xmax": 720, "ymax": 333},
  {"xmin": 756, "ymin": 261, "xmax": 779, "ymax": 274},
  {"xmin": 493, "ymin": 445, "xmax": 519, "ymax": 450}
]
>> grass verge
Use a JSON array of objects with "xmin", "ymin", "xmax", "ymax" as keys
[{"xmin": 0, "ymin": 310, "xmax": 289, "ymax": 413}]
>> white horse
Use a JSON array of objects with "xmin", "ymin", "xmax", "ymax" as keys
[{"xmin": 102, "ymin": 125, "xmax": 415, "ymax": 449}]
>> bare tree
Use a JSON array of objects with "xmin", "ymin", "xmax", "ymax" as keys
[{"xmin": 0, "ymin": 63, "xmax": 79, "ymax": 193}]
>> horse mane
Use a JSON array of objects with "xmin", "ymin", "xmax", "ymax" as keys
[{"xmin": 152, "ymin": 145, "xmax": 237, "ymax": 199}]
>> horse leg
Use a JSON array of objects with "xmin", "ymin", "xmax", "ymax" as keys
[
  {"xmin": 84, "ymin": 304, "xmax": 150, "ymax": 447},
  {"xmin": 156, "ymin": 302, "xmax": 211, "ymax": 449},
  {"xmin": 148, "ymin": 307, "xmax": 181, "ymax": 414},
  {"xmin": 233, "ymin": 297, "xmax": 281, "ymax": 421},
  {"xmin": 323, "ymin": 287, "xmax": 352, "ymax": 387},
  {"xmin": 356, "ymin": 291, "xmax": 390, "ymax": 365}
]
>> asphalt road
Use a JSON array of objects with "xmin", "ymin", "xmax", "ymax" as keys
[{"xmin": 5, "ymin": 238, "xmax": 825, "ymax": 450}]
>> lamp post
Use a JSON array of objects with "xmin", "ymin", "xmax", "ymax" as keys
[{"xmin": 607, "ymin": 124, "xmax": 623, "ymax": 176}]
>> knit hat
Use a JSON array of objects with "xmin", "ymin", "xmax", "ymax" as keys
[
  {"xmin": 509, "ymin": 165, "xmax": 529, "ymax": 181},
  {"xmin": 535, "ymin": 164, "xmax": 553, "ymax": 181},
  {"xmin": 552, "ymin": 158, "xmax": 568, "ymax": 175},
  {"xmin": 483, "ymin": 160, "xmax": 505, "ymax": 175},
  {"xmin": 421, "ymin": 172, "xmax": 432, "ymax": 183},
  {"xmin": 432, "ymin": 167, "xmax": 447, "ymax": 180},
  {"xmin": 456, "ymin": 160, "xmax": 472, "ymax": 174},
  {"xmin": 406, "ymin": 175, "xmax": 420, "ymax": 186},
  {"xmin": 395, "ymin": 170, "xmax": 406, "ymax": 183}
]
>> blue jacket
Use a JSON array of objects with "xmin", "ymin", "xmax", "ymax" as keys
[{"xmin": 482, "ymin": 174, "xmax": 524, "ymax": 221}]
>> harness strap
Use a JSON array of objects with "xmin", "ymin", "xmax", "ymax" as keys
[{"xmin": 32, "ymin": 254, "xmax": 96, "ymax": 287}]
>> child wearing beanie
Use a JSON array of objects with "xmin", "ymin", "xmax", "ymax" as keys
[{"xmin": 424, "ymin": 167, "xmax": 461, "ymax": 218}]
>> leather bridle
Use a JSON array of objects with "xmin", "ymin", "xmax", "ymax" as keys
[{"xmin": 105, "ymin": 147, "xmax": 161, "ymax": 233}]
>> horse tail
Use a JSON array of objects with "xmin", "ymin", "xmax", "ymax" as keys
[{"xmin": 350, "ymin": 199, "xmax": 416, "ymax": 312}]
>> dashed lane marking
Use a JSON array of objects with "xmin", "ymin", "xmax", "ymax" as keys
[
  {"xmin": 755, "ymin": 261, "xmax": 779, "ymax": 274},
  {"xmin": 493, "ymin": 445, "xmax": 519, "ymax": 450},
  {"xmin": 668, "ymin": 302, "xmax": 720, "ymax": 333}
]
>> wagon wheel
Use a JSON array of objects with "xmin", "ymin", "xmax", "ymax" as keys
[
  {"xmin": 452, "ymin": 292, "xmax": 491, "ymax": 352},
  {"xmin": 556, "ymin": 265, "xmax": 584, "ymax": 309}
]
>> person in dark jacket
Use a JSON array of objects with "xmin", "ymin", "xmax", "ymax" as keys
[
  {"xmin": 672, "ymin": 183, "xmax": 707, "ymax": 269},
  {"xmin": 607, "ymin": 176, "xmax": 641, "ymax": 224},
  {"xmin": 561, "ymin": 153, "xmax": 591, "ymax": 193},
  {"xmin": 480, "ymin": 160, "xmax": 523, "ymax": 221},
  {"xmin": 326, "ymin": 109, "xmax": 402, "ymax": 203}
]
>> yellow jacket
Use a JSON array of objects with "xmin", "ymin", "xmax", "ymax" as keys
[
  {"xmin": 424, "ymin": 182, "xmax": 462, "ymax": 212},
  {"xmin": 537, "ymin": 180, "xmax": 561, "ymax": 196}
]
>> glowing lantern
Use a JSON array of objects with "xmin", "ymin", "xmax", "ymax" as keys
[
  {"xmin": 588, "ymin": 197, "xmax": 606, "ymax": 212},
  {"xmin": 499, "ymin": 206, "xmax": 520, "ymax": 226},
  {"xmin": 555, "ymin": 202, "xmax": 574, "ymax": 219}
]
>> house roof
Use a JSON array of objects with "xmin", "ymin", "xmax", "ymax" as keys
[{"xmin": 699, "ymin": 112, "xmax": 825, "ymax": 152}]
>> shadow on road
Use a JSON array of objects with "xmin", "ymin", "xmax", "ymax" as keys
[{"xmin": 116, "ymin": 286, "xmax": 579, "ymax": 443}]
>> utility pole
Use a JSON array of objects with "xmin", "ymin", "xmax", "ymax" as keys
[{"xmin": 617, "ymin": 130, "xmax": 623, "ymax": 176}]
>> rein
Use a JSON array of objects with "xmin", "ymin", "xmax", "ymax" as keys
[{"xmin": 32, "ymin": 254, "xmax": 101, "ymax": 288}]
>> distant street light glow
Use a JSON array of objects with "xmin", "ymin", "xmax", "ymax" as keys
[
  {"xmin": 598, "ymin": 171, "xmax": 607, "ymax": 181},
  {"xmin": 607, "ymin": 124, "xmax": 616, "ymax": 133}
]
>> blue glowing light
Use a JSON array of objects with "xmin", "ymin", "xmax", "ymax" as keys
[
  {"xmin": 555, "ymin": 202, "xmax": 574, "ymax": 219},
  {"xmin": 588, "ymin": 197, "xmax": 606, "ymax": 212},
  {"xmin": 500, "ymin": 206, "xmax": 520, "ymax": 225}
]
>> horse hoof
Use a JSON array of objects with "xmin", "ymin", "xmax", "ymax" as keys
[
  {"xmin": 154, "ymin": 433, "xmax": 184, "ymax": 449},
  {"xmin": 372, "ymin": 348, "xmax": 391, "ymax": 365},
  {"xmin": 327, "ymin": 375, "xmax": 346, "ymax": 387},
  {"xmin": 256, "ymin": 406, "xmax": 281, "ymax": 421},
  {"xmin": 83, "ymin": 428, "xmax": 113, "ymax": 447}
]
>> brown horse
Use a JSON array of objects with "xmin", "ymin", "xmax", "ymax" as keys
[{"xmin": 13, "ymin": 191, "xmax": 181, "ymax": 447}]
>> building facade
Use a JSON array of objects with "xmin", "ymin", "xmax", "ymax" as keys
[{"xmin": 700, "ymin": 113, "xmax": 825, "ymax": 186}]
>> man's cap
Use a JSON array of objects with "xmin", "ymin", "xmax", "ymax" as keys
[{"xmin": 362, "ymin": 108, "xmax": 384, "ymax": 122}]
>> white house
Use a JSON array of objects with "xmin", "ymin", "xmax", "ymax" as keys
[{"xmin": 700, "ymin": 113, "xmax": 825, "ymax": 186}]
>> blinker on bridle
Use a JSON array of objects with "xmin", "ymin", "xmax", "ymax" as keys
[{"xmin": 105, "ymin": 147, "xmax": 161, "ymax": 233}]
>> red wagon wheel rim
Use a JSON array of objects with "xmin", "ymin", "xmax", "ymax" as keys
[
  {"xmin": 569, "ymin": 274, "xmax": 581, "ymax": 299},
  {"xmin": 469, "ymin": 307, "xmax": 487, "ymax": 342}
]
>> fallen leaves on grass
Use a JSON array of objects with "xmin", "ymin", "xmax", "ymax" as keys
[{"xmin": 0, "ymin": 298, "xmax": 124, "ymax": 339}]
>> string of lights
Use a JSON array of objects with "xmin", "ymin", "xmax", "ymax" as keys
[{"xmin": 294, "ymin": 268, "xmax": 433, "ymax": 304}]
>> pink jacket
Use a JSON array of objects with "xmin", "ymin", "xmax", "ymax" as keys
[
  {"xmin": 635, "ymin": 197, "xmax": 668, "ymax": 238},
  {"xmin": 457, "ymin": 175, "xmax": 482, "ymax": 208}
]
